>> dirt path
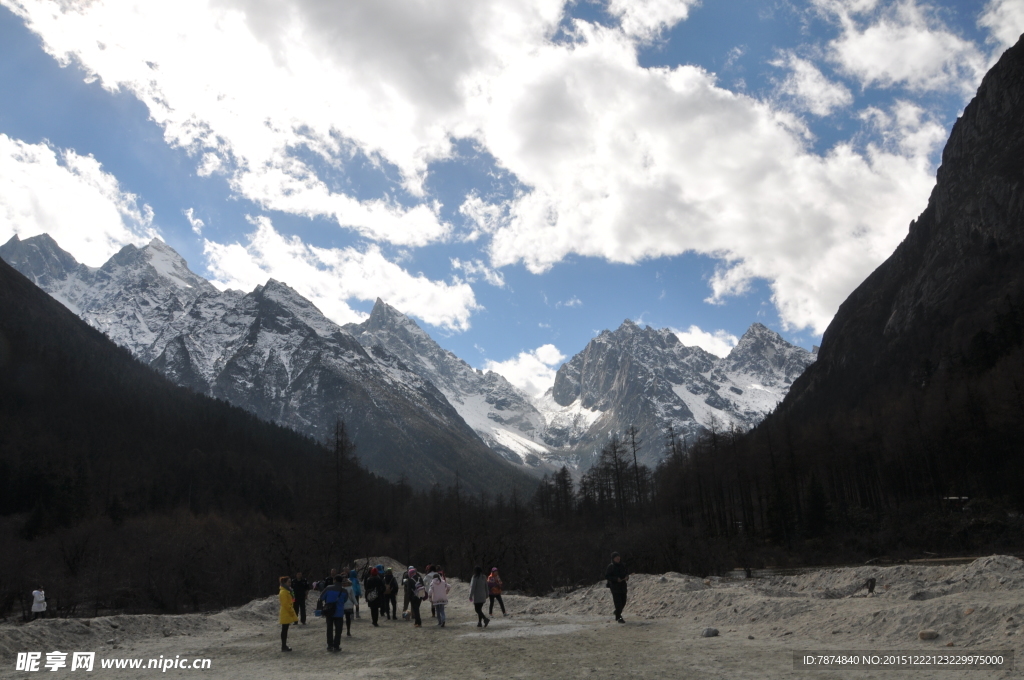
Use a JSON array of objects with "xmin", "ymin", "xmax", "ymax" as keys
[{"xmin": 3, "ymin": 557, "xmax": 1024, "ymax": 679}]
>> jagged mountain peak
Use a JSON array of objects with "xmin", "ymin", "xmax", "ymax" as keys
[
  {"xmin": 363, "ymin": 297, "xmax": 433, "ymax": 341},
  {"xmin": 0, "ymin": 233, "xmax": 83, "ymax": 288},
  {"xmin": 729, "ymin": 322, "xmax": 785, "ymax": 353},
  {"xmin": 549, "ymin": 319, "xmax": 815, "ymax": 466},
  {"xmin": 251, "ymin": 278, "xmax": 340, "ymax": 339},
  {"xmin": 96, "ymin": 237, "xmax": 214, "ymax": 295}
]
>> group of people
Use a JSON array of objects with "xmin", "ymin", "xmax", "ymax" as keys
[
  {"xmin": 276, "ymin": 553, "xmax": 629, "ymax": 653},
  {"xmin": 275, "ymin": 563, "xmax": 509, "ymax": 652}
]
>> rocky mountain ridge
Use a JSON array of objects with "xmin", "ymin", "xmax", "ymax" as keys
[
  {"xmin": 2, "ymin": 233, "xmax": 815, "ymax": 477},
  {"xmin": 546, "ymin": 319, "xmax": 815, "ymax": 468},
  {"xmin": 0, "ymin": 233, "xmax": 532, "ymax": 494}
]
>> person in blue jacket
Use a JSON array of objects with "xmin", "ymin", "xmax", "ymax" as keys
[
  {"xmin": 318, "ymin": 575, "xmax": 349, "ymax": 652},
  {"xmin": 348, "ymin": 569, "xmax": 362, "ymax": 618}
]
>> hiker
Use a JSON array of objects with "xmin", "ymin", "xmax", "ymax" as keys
[
  {"xmin": 605, "ymin": 552, "xmax": 629, "ymax": 623},
  {"xmin": 319, "ymin": 568, "xmax": 338, "ymax": 593},
  {"xmin": 30, "ymin": 586, "xmax": 46, "ymax": 621},
  {"xmin": 382, "ymin": 567, "xmax": 399, "ymax": 620},
  {"xmin": 428, "ymin": 570, "xmax": 451, "ymax": 627},
  {"xmin": 405, "ymin": 567, "xmax": 425, "ymax": 627},
  {"xmin": 348, "ymin": 569, "xmax": 362, "ymax": 618},
  {"xmin": 469, "ymin": 566, "xmax": 490, "ymax": 627},
  {"xmin": 317, "ymin": 575, "xmax": 348, "ymax": 652},
  {"xmin": 401, "ymin": 567, "xmax": 412, "ymax": 620},
  {"xmin": 292, "ymin": 571, "xmax": 310, "ymax": 624},
  {"xmin": 363, "ymin": 567, "xmax": 385, "ymax": 627},
  {"xmin": 342, "ymin": 575, "xmax": 355, "ymax": 637},
  {"xmin": 424, "ymin": 564, "xmax": 438, "ymax": 617},
  {"xmin": 487, "ymin": 567, "xmax": 506, "ymax": 616},
  {"xmin": 278, "ymin": 576, "xmax": 298, "ymax": 651}
]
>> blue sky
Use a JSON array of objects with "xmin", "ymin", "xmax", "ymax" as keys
[{"xmin": 1, "ymin": 0, "xmax": 1021, "ymax": 396}]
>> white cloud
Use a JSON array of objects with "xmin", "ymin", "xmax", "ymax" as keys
[
  {"xmin": 484, "ymin": 343, "xmax": 566, "ymax": 398},
  {"xmin": 2, "ymin": 0, "xmax": 977, "ymax": 335},
  {"xmin": 607, "ymin": 0, "xmax": 697, "ymax": 41},
  {"xmin": 858, "ymin": 100, "xmax": 947, "ymax": 158},
  {"xmin": 0, "ymin": 133, "xmax": 155, "ymax": 265},
  {"xmin": 819, "ymin": 0, "xmax": 986, "ymax": 92},
  {"xmin": 773, "ymin": 52, "xmax": 854, "ymax": 116},
  {"xmin": 3, "ymin": 0, "xmax": 565, "ymax": 246},
  {"xmin": 556, "ymin": 295, "xmax": 581, "ymax": 308},
  {"xmin": 672, "ymin": 325, "xmax": 738, "ymax": 357},
  {"xmin": 480, "ymin": 22, "xmax": 939, "ymax": 333},
  {"xmin": 450, "ymin": 257, "xmax": 506, "ymax": 287},
  {"xmin": 979, "ymin": 0, "xmax": 1024, "ymax": 53},
  {"xmin": 203, "ymin": 216, "xmax": 480, "ymax": 331},
  {"xmin": 184, "ymin": 207, "xmax": 205, "ymax": 235}
]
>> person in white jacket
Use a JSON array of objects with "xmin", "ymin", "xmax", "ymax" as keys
[
  {"xmin": 31, "ymin": 587, "xmax": 46, "ymax": 620},
  {"xmin": 342, "ymin": 576, "xmax": 356, "ymax": 637},
  {"xmin": 427, "ymin": 572, "xmax": 451, "ymax": 627}
]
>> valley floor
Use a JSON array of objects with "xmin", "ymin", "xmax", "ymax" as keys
[{"xmin": 3, "ymin": 556, "xmax": 1024, "ymax": 679}]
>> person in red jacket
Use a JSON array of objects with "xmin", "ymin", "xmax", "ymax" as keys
[{"xmin": 487, "ymin": 567, "xmax": 506, "ymax": 616}]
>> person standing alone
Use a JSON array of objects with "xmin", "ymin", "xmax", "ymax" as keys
[
  {"xmin": 278, "ymin": 576, "xmax": 298, "ymax": 651},
  {"xmin": 30, "ymin": 586, "xmax": 46, "ymax": 621},
  {"xmin": 605, "ymin": 552, "xmax": 629, "ymax": 623}
]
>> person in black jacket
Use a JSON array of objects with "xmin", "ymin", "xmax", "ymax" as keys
[
  {"xmin": 404, "ymin": 567, "xmax": 425, "ymax": 627},
  {"xmin": 363, "ymin": 567, "xmax": 385, "ymax": 627},
  {"xmin": 292, "ymin": 572, "xmax": 311, "ymax": 625},
  {"xmin": 382, "ymin": 568, "xmax": 399, "ymax": 620},
  {"xmin": 605, "ymin": 552, "xmax": 629, "ymax": 623}
]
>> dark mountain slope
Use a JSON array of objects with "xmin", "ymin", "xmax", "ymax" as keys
[
  {"xmin": 650, "ymin": 37, "xmax": 1024, "ymax": 556},
  {"xmin": 755, "ymin": 35, "xmax": 1024, "ymax": 519},
  {"xmin": 785, "ymin": 36, "xmax": 1024, "ymax": 414},
  {"xmin": 0, "ymin": 255, "xmax": 333, "ymax": 528}
]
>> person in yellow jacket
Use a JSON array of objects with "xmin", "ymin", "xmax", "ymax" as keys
[{"xmin": 279, "ymin": 576, "xmax": 298, "ymax": 651}]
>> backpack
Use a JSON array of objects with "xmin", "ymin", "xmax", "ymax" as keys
[
  {"xmin": 321, "ymin": 588, "xmax": 339, "ymax": 617},
  {"xmin": 414, "ymin": 578, "xmax": 426, "ymax": 599}
]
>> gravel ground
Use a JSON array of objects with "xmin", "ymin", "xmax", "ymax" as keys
[{"xmin": 2, "ymin": 555, "xmax": 1023, "ymax": 679}]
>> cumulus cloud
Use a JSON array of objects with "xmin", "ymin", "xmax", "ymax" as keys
[
  {"xmin": 0, "ymin": 133, "xmax": 155, "ymax": 265},
  {"xmin": 556, "ymin": 295, "xmax": 581, "ymax": 308},
  {"xmin": 672, "ymin": 325, "xmax": 739, "ymax": 357},
  {"xmin": 979, "ymin": 0, "xmax": 1024, "ymax": 53},
  {"xmin": 818, "ymin": 0, "xmax": 986, "ymax": 92},
  {"xmin": 203, "ymin": 216, "xmax": 480, "ymax": 330},
  {"xmin": 3, "ymin": 0, "xmax": 563, "ymax": 246},
  {"xmin": 2, "ymin": 0, "xmax": 980, "ymax": 334},
  {"xmin": 772, "ymin": 52, "xmax": 854, "ymax": 116},
  {"xmin": 484, "ymin": 343, "xmax": 566, "ymax": 398},
  {"xmin": 480, "ymin": 22, "xmax": 939, "ymax": 333},
  {"xmin": 607, "ymin": 0, "xmax": 697, "ymax": 41}
]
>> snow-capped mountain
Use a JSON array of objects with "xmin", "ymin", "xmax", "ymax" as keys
[
  {"xmin": 341, "ymin": 301, "xmax": 815, "ymax": 473},
  {"xmin": 0, "ymin": 233, "xmax": 533, "ymax": 493},
  {"xmin": 545, "ymin": 320, "xmax": 816, "ymax": 468},
  {"xmin": 1, "ymin": 233, "xmax": 815, "ymax": 479},
  {"xmin": 344, "ymin": 299, "xmax": 560, "ymax": 472}
]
